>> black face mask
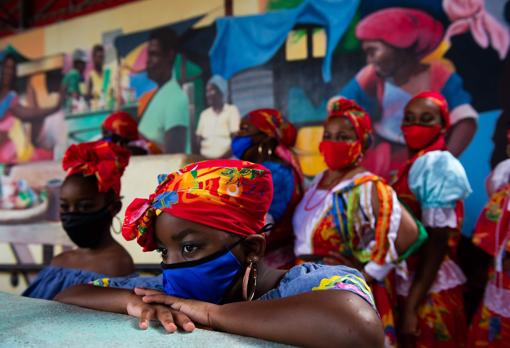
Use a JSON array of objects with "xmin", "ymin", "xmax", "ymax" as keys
[{"xmin": 60, "ymin": 207, "xmax": 112, "ymax": 249}]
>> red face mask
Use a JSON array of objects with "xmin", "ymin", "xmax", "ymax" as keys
[
  {"xmin": 319, "ymin": 140, "xmax": 362, "ymax": 171},
  {"xmin": 401, "ymin": 125, "xmax": 442, "ymax": 150}
]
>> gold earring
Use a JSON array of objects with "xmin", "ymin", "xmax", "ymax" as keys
[
  {"xmin": 242, "ymin": 260, "xmax": 258, "ymax": 301},
  {"xmin": 111, "ymin": 215, "xmax": 122, "ymax": 235}
]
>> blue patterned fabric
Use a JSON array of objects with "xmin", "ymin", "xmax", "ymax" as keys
[
  {"xmin": 22, "ymin": 266, "xmax": 137, "ymax": 300},
  {"xmin": 258, "ymin": 263, "xmax": 376, "ymax": 310},
  {"xmin": 89, "ymin": 274, "xmax": 164, "ymax": 292}
]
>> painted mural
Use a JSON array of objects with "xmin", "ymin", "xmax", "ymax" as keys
[{"xmin": 0, "ymin": 0, "xmax": 508, "ymax": 235}]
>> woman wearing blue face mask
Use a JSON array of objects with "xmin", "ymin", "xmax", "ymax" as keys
[
  {"xmin": 55, "ymin": 159, "xmax": 383, "ymax": 347},
  {"xmin": 23, "ymin": 140, "xmax": 135, "ymax": 300},
  {"xmin": 231, "ymin": 109, "xmax": 303, "ymax": 268}
]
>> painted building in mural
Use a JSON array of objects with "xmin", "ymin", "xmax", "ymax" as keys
[{"xmin": 0, "ymin": 0, "xmax": 508, "ymax": 292}]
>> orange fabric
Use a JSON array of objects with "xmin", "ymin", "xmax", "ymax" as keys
[
  {"xmin": 137, "ymin": 89, "xmax": 157, "ymax": 118},
  {"xmin": 406, "ymin": 286, "xmax": 467, "ymax": 347}
]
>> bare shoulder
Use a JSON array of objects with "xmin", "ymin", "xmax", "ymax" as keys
[
  {"xmin": 50, "ymin": 249, "xmax": 80, "ymax": 268},
  {"xmin": 98, "ymin": 244, "xmax": 135, "ymax": 276}
]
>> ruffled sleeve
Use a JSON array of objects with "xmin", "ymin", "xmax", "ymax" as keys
[
  {"xmin": 363, "ymin": 181, "xmax": 402, "ymax": 282},
  {"xmin": 22, "ymin": 266, "xmax": 122, "ymax": 300},
  {"xmin": 409, "ymin": 151, "xmax": 471, "ymax": 209},
  {"xmin": 488, "ymin": 159, "xmax": 510, "ymax": 195},
  {"xmin": 257, "ymin": 263, "xmax": 375, "ymax": 310},
  {"xmin": 409, "ymin": 151, "xmax": 471, "ymax": 228}
]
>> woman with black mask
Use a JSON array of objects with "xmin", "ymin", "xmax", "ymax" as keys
[{"xmin": 23, "ymin": 140, "xmax": 135, "ymax": 299}]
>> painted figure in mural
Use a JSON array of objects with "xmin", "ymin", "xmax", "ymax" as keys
[
  {"xmin": 231, "ymin": 109, "xmax": 303, "ymax": 268},
  {"xmin": 468, "ymin": 128, "xmax": 510, "ymax": 347},
  {"xmin": 292, "ymin": 97, "xmax": 421, "ymax": 348},
  {"xmin": 101, "ymin": 111, "xmax": 161, "ymax": 155},
  {"xmin": 0, "ymin": 54, "xmax": 62, "ymax": 164},
  {"xmin": 137, "ymin": 28, "xmax": 189, "ymax": 154},
  {"xmin": 62, "ymin": 48, "xmax": 87, "ymax": 110},
  {"xmin": 391, "ymin": 92, "xmax": 471, "ymax": 348},
  {"xmin": 337, "ymin": 7, "xmax": 478, "ymax": 180},
  {"xmin": 196, "ymin": 75, "xmax": 241, "ymax": 159},
  {"xmin": 55, "ymin": 159, "xmax": 384, "ymax": 348},
  {"xmin": 87, "ymin": 44, "xmax": 113, "ymax": 110},
  {"xmin": 23, "ymin": 140, "xmax": 134, "ymax": 300}
]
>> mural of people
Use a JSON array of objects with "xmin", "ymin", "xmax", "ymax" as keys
[
  {"xmin": 62, "ymin": 49, "xmax": 87, "ymax": 111},
  {"xmin": 101, "ymin": 111, "xmax": 161, "ymax": 156},
  {"xmin": 196, "ymin": 75, "xmax": 240, "ymax": 159},
  {"xmin": 137, "ymin": 28, "xmax": 190, "ymax": 154},
  {"xmin": 87, "ymin": 44, "xmax": 113, "ymax": 110},
  {"xmin": 337, "ymin": 7, "xmax": 478, "ymax": 180},
  {"xmin": 0, "ymin": 54, "xmax": 62, "ymax": 164}
]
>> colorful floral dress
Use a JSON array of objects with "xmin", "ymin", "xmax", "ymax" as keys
[
  {"xmin": 293, "ymin": 171, "xmax": 405, "ymax": 347},
  {"xmin": 469, "ymin": 159, "xmax": 510, "ymax": 348},
  {"xmin": 393, "ymin": 150, "xmax": 472, "ymax": 348}
]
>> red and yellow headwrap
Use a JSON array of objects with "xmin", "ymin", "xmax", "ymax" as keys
[
  {"xmin": 247, "ymin": 108, "xmax": 297, "ymax": 147},
  {"xmin": 62, "ymin": 140, "xmax": 130, "ymax": 197},
  {"xmin": 328, "ymin": 97, "xmax": 373, "ymax": 148},
  {"xmin": 122, "ymin": 159, "xmax": 273, "ymax": 252},
  {"xmin": 247, "ymin": 108, "xmax": 304, "ymax": 186},
  {"xmin": 406, "ymin": 91, "xmax": 450, "ymax": 129},
  {"xmin": 102, "ymin": 111, "xmax": 139, "ymax": 141}
]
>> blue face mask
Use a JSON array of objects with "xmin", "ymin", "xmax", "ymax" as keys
[
  {"xmin": 161, "ymin": 240, "xmax": 243, "ymax": 304},
  {"xmin": 231, "ymin": 135, "xmax": 253, "ymax": 159}
]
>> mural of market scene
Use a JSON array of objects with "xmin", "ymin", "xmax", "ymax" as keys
[
  {"xmin": 2, "ymin": 0, "xmax": 507, "ymax": 226},
  {"xmin": 1, "ymin": 0, "xmax": 510, "ymax": 346}
]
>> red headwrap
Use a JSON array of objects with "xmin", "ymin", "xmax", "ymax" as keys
[
  {"xmin": 62, "ymin": 140, "xmax": 130, "ymax": 197},
  {"xmin": 122, "ymin": 159, "xmax": 273, "ymax": 252},
  {"xmin": 247, "ymin": 108, "xmax": 304, "ymax": 188},
  {"xmin": 328, "ymin": 97, "xmax": 373, "ymax": 148},
  {"xmin": 356, "ymin": 8, "xmax": 444, "ymax": 58},
  {"xmin": 102, "ymin": 111, "xmax": 139, "ymax": 141},
  {"xmin": 406, "ymin": 91, "xmax": 450, "ymax": 129},
  {"xmin": 248, "ymin": 108, "xmax": 297, "ymax": 147}
]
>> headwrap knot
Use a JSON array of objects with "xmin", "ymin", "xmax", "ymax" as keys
[
  {"xmin": 122, "ymin": 159, "xmax": 273, "ymax": 252},
  {"xmin": 62, "ymin": 140, "xmax": 130, "ymax": 197}
]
